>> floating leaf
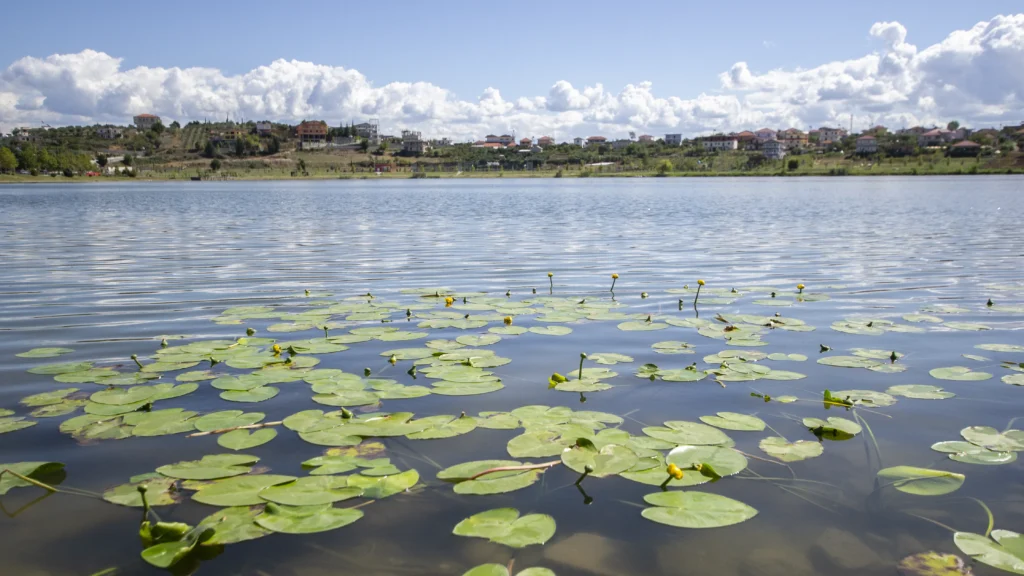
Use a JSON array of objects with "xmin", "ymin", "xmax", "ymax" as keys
[
  {"xmin": 453, "ymin": 508, "xmax": 556, "ymax": 548},
  {"xmin": 896, "ymin": 551, "xmax": 972, "ymax": 576},
  {"xmin": 758, "ymin": 437, "xmax": 824, "ymax": 462},
  {"xmin": 817, "ymin": 356, "xmax": 881, "ymax": 369},
  {"xmin": 803, "ymin": 417, "xmax": 861, "ymax": 439},
  {"xmin": 830, "ymin": 389, "xmax": 898, "ymax": 407},
  {"xmin": 902, "ymin": 314, "xmax": 944, "ymax": 323},
  {"xmin": 961, "ymin": 426, "xmax": 1024, "ymax": 451},
  {"xmin": 255, "ymin": 502, "xmax": 363, "ymax": 534},
  {"xmin": 508, "ymin": 430, "xmax": 574, "ymax": 458},
  {"xmin": 194, "ymin": 411, "xmax": 265, "ymax": 432},
  {"xmin": 407, "ymin": 415, "xmax": 478, "ymax": 440},
  {"xmin": 198, "ymin": 506, "xmax": 272, "ymax": 545},
  {"xmin": 221, "ymin": 386, "xmax": 280, "ymax": 403},
  {"xmin": 561, "ymin": 440, "xmax": 638, "ymax": 477},
  {"xmin": 976, "ymin": 343, "xmax": 1024, "ymax": 353},
  {"xmin": 643, "ymin": 421, "xmax": 733, "ymax": 446},
  {"xmin": 489, "ymin": 326, "xmax": 528, "ymax": 335},
  {"xmin": 0, "ymin": 461, "xmax": 64, "ymax": 495},
  {"xmin": 0, "ymin": 417, "xmax": 37, "ymax": 434},
  {"xmin": 218, "ymin": 428, "xmax": 277, "ymax": 450},
  {"xmin": 887, "ymin": 385, "xmax": 955, "ymax": 400},
  {"xmin": 438, "ymin": 460, "xmax": 542, "ymax": 495},
  {"xmin": 587, "ymin": 353, "xmax": 634, "ymax": 365},
  {"xmin": 929, "ymin": 367, "xmax": 992, "ymax": 381},
  {"xmin": 90, "ymin": 386, "xmax": 160, "ymax": 406},
  {"xmin": 16, "ymin": 347, "xmax": 74, "ymax": 358},
  {"xmin": 192, "ymin": 474, "xmax": 296, "ymax": 506},
  {"xmin": 932, "ymin": 441, "xmax": 1017, "ymax": 465},
  {"xmin": 877, "ymin": 466, "xmax": 965, "ymax": 496},
  {"xmin": 27, "ymin": 361, "xmax": 93, "ymax": 375},
  {"xmin": 767, "ymin": 353, "xmax": 807, "ymax": 361},
  {"xmin": 641, "ymin": 491, "xmax": 757, "ymax": 528},
  {"xmin": 699, "ymin": 412, "xmax": 765, "ymax": 431},
  {"xmin": 944, "ymin": 322, "xmax": 991, "ymax": 331},
  {"xmin": 346, "ymin": 469, "xmax": 419, "ymax": 499},
  {"xmin": 20, "ymin": 388, "xmax": 78, "ymax": 407},
  {"xmin": 456, "ymin": 334, "xmax": 502, "ymax": 347},
  {"xmin": 528, "ymin": 326, "xmax": 573, "ymax": 336},
  {"xmin": 666, "ymin": 445, "xmax": 748, "ymax": 477},
  {"xmin": 259, "ymin": 476, "xmax": 363, "ymax": 506},
  {"xmin": 652, "ymin": 341, "xmax": 695, "ymax": 355},
  {"xmin": 954, "ymin": 530, "xmax": 1024, "ymax": 574},
  {"xmin": 617, "ymin": 321, "xmax": 668, "ymax": 331},
  {"xmin": 157, "ymin": 454, "xmax": 259, "ymax": 480},
  {"xmin": 1004, "ymin": 374, "xmax": 1024, "ymax": 386},
  {"xmin": 103, "ymin": 475, "xmax": 180, "ymax": 507}
]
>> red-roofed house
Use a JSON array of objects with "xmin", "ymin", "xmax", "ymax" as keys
[
  {"xmin": 296, "ymin": 120, "xmax": 329, "ymax": 149},
  {"xmin": 949, "ymin": 140, "xmax": 981, "ymax": 157},
  {"xmin": 538, "ymin": 136, "xmax": 555, "ymax": 147},
  {"xmin": 133, "ymin": 114, "xmax": 161, "ymax": 130},
  {"xmin": 777, "ymin": 128, "xmax": 808, "ymax": 149},
  {"xmin": 586, "ymin": 136, "xmax": 607, "ymax": 147}
]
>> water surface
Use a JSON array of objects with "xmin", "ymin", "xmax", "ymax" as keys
[{"xmin": 1, "ymin": 177, "xmax": 1023, "ymax": 576}]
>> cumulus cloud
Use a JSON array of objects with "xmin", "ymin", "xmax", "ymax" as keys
[{"xmin": 2, "ymin": 15, "xmax": 1024, "ymax": 139}]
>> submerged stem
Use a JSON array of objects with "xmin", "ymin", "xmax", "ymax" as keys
[
  {"xmin": 970, "ymin": 497, "xmax": 995, "ymax": 537},
  {"xmin": 186, "ymin": 421, "xmax": 283, "ymax": 437},
  {"xmin": 467, "ymin": 460, "xmax": 561, "ymax": 480},
  {"xmin": 904, "ymin": 512, "xmax": 957, "ymax": 533}
]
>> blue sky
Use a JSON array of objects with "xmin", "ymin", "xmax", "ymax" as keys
[
  {"xmin": 2, "ymin": 0, "xmax": 1019, "ymax": 101},
  {"xmin": 2, "ymin": 1, "xmax": 1023, "ymax": 138}
]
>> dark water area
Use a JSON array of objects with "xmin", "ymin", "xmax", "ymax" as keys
[{"xmin": 1, "ymin": 177, "xmax": 1023, "ymax": 576}]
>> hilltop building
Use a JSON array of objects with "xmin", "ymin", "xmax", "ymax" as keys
[{"xmin": 133, "ymin": 114, "xmax": 161, "ymax": 130}]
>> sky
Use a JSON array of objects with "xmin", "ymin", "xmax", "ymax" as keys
[{"xmin": 1, "ymin": 0, "xmax": 1023, "ymax": 139}]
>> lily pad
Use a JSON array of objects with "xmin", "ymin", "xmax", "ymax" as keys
[
  {"xmin": 456, "ymin": 334, "xmax": 502, "ymax": 347},
  {"xmin": 194, "ymin": 411, "xmax": 265, "ymax": 432},
  {"xmin": 641, "ymin": 491, "xmax": 758, "ymax": 528},
  {"xmin": 453, "ymin": 508, "xmax": 556, "ymax": 548},
  {"xmin": 758, "ymin": 437, "xmax": 824, "ymax": 462},
  {"xmin": 929, "ymin": 367, "xmax": 992, "ymax": 381},
  {"xmin": 887, "ymin": 385, "xmax": 955, "ymax": 400},
  {"xmin": 954, "ymin": 530, "xmax": 1024, "ymax": 574},
  {"xmin": 699, "ymin": 412, "xmax": 765, "ymax": 431},
  {"xmin": 489, "ymin": 326, "xmax": 528, "ymax": 335},
  {"xmin": 27, "ymin": 361, "xmax": 93, "ymax": 375},
  {"xmin": 944, "ymin": 322, "xmax": 991, "ymax": 331},
  {"xmin": 157, "ymin": 454, "xmax": 259, "ymax": 480},
  {"xmin": 587, "ymin": 353, "xmax": 634, "ymax": 365},
  {"xmin": 198, "ymin": 506, "xmax": 272, "ymax": 545},
  {"xmin": 192, "ymin": 474, "xmax": 297, "ymax": 506},
  {"xmin": 652, "ymin": 341, "xmax": 695, "ymax": 355},
  {"xmin": 0, "ymin": 462, "xmax": 65, "ymax": 495},
  {"xmin": 438, "ymin": 460, "xmax": 543, "ymax": 495},
  {"xmin": 877, "ymin": 466, "xmax": 965, "ymax": 496},
  {"xmin": 103, "ymin": 475, "xmax": 180, "ymax": 507},
  {"xmin": 259, "ymin": 476, "xmax": 364, "ymax": 506},
  {"xmin": 221, "ymin": 386, "xmax": 280, "ymax": 403},
  {"xmin": 643, "ymin": 421, "xmax": 733, "ymax": 446},
  {"xmin": 16, "ymin": 347, "xmax": 75, "ymax": 358},
  {"xmin": 560, "ymin": 440, "xmax": 638, "ymax": 477},
  {"xmin": 960, "ymin": 426, "xmax": 1024, "ymax": 451},
  {"xmin": 346, "ymin": 469, "xmax": 419, "ymax": 499},
  {"xmin": 255, "ymin": 502, "xmax": 363, "ymax": 534},
  {"xmin": 931, "ymin": 441, "xmax": 1017, "ymax": 465},
  {"xmin": 528, "ymin": 326, "xmax": 573, "ymax": 336},
  {"xmin": 20, "ymin": 388, "xmax": 79, "ymax": 407},
  {"xmin": 666, "ymin": 445, "xmax": 748, "ymax": 477},
  {"xmin": 897, "ymin": 551, "xmax": 973, "ymax": 576},
  {"xmin": 817, "ymin": 356, "xmax": 881, "ymax": 369},
  {"xmin": 976, "ymin": 344, "xmax": 1024, "ymax": 353},
  {"xmin": 218, "ymin": 428, "xmax": 278, "ymax": 450},
  {"xmin": 617, "ymin": 321, "xmax": 668, "ymax": 331},
  {"xmin": 803, "ymin": 417, "xmax": 862, "ymax": 439},
  {"xmin": 830, "ymin": 389, "xmax": 898, "ymax": 407},
  {"xmin": 1004, "ymin": 374, "xmax": 1024, "ymax": 386}
]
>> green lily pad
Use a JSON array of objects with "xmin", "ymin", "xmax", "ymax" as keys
[
  {"xmin": 767, "ymin": 353, "xmax": 807, "ymax": 361},
  {"xmin": 259, "ymin": 476, "xmax": 364, "ymax": 506},
  {"xmin": 561, "ymin": 440, "xmax": 638, "ymax": 477},
  {"xmin": 658, "ymin": 368, "xmax": 707, "ymax": 383},
  {"xmin": 554, "ymin": 380, "xmax": 613, "ymax": 392},
  {"xmin": 803, "ymin": 417, "xmax": 862, "ymax": 439},
  {"xmin": 929, "ymin": 367, "xmax": 992, "ymax": 381},
  {"xmin": 456, "ymin": 334, "xmax": 502, "ymax": 347},
  {"xmin": 192, "ymin": 474, "xmax": 297, "ymax": 506},
  {"xmin": 641, "ymin": 491, "xmax": 758, "ymax": 528},
  {"xmin": 528, "ymin": 326, "xmax": 573, "ymax": 336},
  {"xmin": 312, "ymin": 390, "xmax": 380, "ymax": 407},
  {"xmin": 1004, "ymin": 374, "xmax": 1024, "ymax": 386},
  {"xmin": 476, "ymin": 412, "xmax": 521, "ymax": 430},
  {"xmin": 666, "ymin": 445, "xmax": 748, "ymax": 477},
  {"xmin": 944, "ymin": 322, "xmax": 991, "ymax": 331},
  {"xmin": 463, "ymin": 566, "xmax": 555, "ymax": 576},
  {"xmin": 103, "ymin": 475, "xmax": 180, "ymax": 507},
  {"xmin": 128, "ymin": 408, "xmax": 198, "ymax": 437},
  {"xmin": 877, "ymin": 466, "xmax": 965, "ymax": 496},
  {"xmin": 817, "ymin": 356, "xmax": 881, "ymax": 369},
  {"xmin": 903, "ymin": 314, "xmax": 944, "ymax": 323},
  {"xmin": 431, "ymin": 381, "xmax": 504, "ymax": 396},
  {"xmin": 453, "ymin": 508, "xmax": 556, "ymax": 548},
  {"xmin": 20, "ymin": 388, "xmax": 79, "ymax": 407},
  {"xmin": 652, "ymin": 341, "xmax": 695, "ymax": 355},
  {"xmin": 976, "ymin": 344, "xmax": 1024, "ymax": 353},
  {"xmin": 16, "ymin": 347, "xmax": 75, "ymax": 358},
  {"xmin": 699, "ymin": 412, "xmax": 765, "ymax": 431},
  {"xmin": 194, "ymin": 411, "xmax": 265, "ymax": 432},
  {"xmin": 954, "ymin": 530, "xmax": 1024, "ymax": 575},
  {"xmin": 157, "ymin": 454, "xmax": 260, "ymax": 480},
  {"xmin": 0, "ymin": 462, "xmax": 65, "ymax": 495},
  {"xmin": 375, "ymin": 331, "xmax": 428, "ymax": 342},
  {"xmin": 489, "ymin": 326, "xmax": 528, "ymax": 335},
  {"xmin": 90, "ymin": 386, "xmax": 160, "ymax": 406},
  {"xmin": 887, "ymin": 385, "xmax": 955, "ymax": 400},
  {"xmin": 176, "ymin": 370, "xmax": 218, "ymax": 382},
  {"xmin": 198, "ymin": 506, "xmax": 272, "ymax": 545},
  {"xmin": 255, "ymin": 502, "xmax": 363, "ymax": 534},
  {"xmin": 218, "ymin": 428, "xmax": 277, "ymax": 450},
  {"xmin": 346, "ymin": 469, "xmax": 419, "ymax": 499},
  {"xmin": 931, "ymin": 441, "xmax": 1017, "ymax": 465},
  {"xmin": 27, "ymin": 361, "xmax": 93, "ymax": 375},
  {"xmin": 758, "ymin": 437, "xmax": 824, "ymax": 462},
  {"xmin": 830, "ymin": 389, "xmax": 898, "ymax": 407},
  {"xmin": 643, "ymin": 421, "xmax": 733, "ymax": 446},
  {"xmin": 587, "ymin": 353, "xmax": 634, "ymax": 365},
  {"xmin": 508, "ymin": 430, "xmax": 574, "ymax": 458},
  {"xmin": 961, "ymin": 426, "xmax": 1024, "ymax": 451},
  {"xmin": 407, "ymin": 415, "xmax": 478, "ymax": 440},
  {"xmin": 31, "ymin": 400, "xmax": 85, "ymax": 418},
  {"xmin": 851, "ymin": 348, "xmax": 904, "ymax": 360},
  {"xmin": 617, "ymin": 321, "xmax": 668, "ymax": 331},
  {"xmin": 221, "ymin": 386, "xmax": 280, "ymax": 403}
]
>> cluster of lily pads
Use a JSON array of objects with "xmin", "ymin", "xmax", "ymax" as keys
[{"xmin": 3, "ymin": 278, "xmax": 1024, "ymax": 575}]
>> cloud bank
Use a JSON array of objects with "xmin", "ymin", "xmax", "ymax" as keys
[{"xmin": 2, "ymin": 15, "xmax": 1023, "ymax": 139}]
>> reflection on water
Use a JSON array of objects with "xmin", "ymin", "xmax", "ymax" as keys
[{"xmin": 1, "ymin": 177, "xmax": 1023, "ymax": 575}]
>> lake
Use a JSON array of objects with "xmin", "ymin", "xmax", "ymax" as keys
[{"xmin": 1, "ymin": 177, "xmax": 1023, "ymax": 576}]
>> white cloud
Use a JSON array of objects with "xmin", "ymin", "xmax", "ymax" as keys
[{"xmin": 3, "ymin": 15, "xmax": 1024, "ymax": 139}]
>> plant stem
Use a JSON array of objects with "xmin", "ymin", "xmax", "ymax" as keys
[
  {"xmin": 904, "ymin": 512, "xmax": 957, "ymax": 533},
  {"xmin": 0, "ymin": 469, "xmax": 58, "ymax": 493},
  {"xmin": 578, "ymin": 357, "xmax": 585, "ymax": 380},
  {"xmin": 970, "ymin": 497, "xmax": 995, "ymax": 537},
  {"xmin": 186, "ymin": 421, "xmax": 283, "ymax": 437},
  {"xmin": 467, "ymin": 461, "xmax": 561, "ymax": 480},
  {"xmin": 693, "ymin": 284, "xmax": 702, "ymax": 308}
]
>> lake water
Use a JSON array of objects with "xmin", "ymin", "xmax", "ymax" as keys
[{"xmin": 1, "ymin": 177, "xmax": 1023, "ymax": 576}]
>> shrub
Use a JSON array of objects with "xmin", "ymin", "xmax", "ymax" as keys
[
  {"xmin": 787, "ymin": 159, "xmax": 799, "ymax": 171},
  {"xmin": 554, "ymin": 169, "xmax": 563, "ymax": 178},
  {"xmin": 63, "ymin": 168, "xmax": 73, "ymax": 177},
  {"xmin": 579, "ymin": 169, "xmax": 592, "ymax": 178}
]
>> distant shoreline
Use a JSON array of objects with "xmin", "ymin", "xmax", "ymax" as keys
[{"xmin": 2, "ymin": 168, "xmax": 1021, "ymax": 184}]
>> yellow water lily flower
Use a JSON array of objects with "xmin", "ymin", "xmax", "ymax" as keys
[
  {"xmin": 611, "ymin": 273, "xmax": 619, "ymax": 279},
  {"xmin": 797, "ymin": 283, "xmax": 805, "ymax": 293},
  {"xmin": 547, "ymin": 272, "xmax": 554, "ymax": 278},
  {"xmin": 444, "ymin": 296, "xmax": 454, "ymax": 307},
  {"xmin": 503, "ymin": 316, "xmax": 513, "ymax": 325},
  {"xmin": 697, "ymin": 279, "xmax": 705, "ymax": 286},
  {"xmin": 667, "ymin": 463, "xmax": 684, "ymax": 480},
  {"xmin": 271, "ymin": 344, "xmax": 282, "ymax": 355}
]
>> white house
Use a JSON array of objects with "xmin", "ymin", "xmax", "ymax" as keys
[
  {"xmin": 96, "ymin": 126, "xmax": 123, "ymax": 139},
  {"xmin": 611, "ymin": 139, "xmax": 632, "ymax": 150},
  {"xmin": 855, "ymin": 135, "xmax": 878, "ymax": 154},
  {"xmin": 573, "ymin": 137, "xmax": 585, "ymax": 147},
  {"xmin": 755, "ymin": 128, "xmax": 777, "ymax": 141},
  {"xmin": 762, "ymin": 139, "xmax": 786, "ymax": 160},
  {"xmin": 701, "ymin": 135, "xmax": 739, "ymax": 152},
  {"xmin": 256, "ymin": 121, "xmax": 273, "ymax": 136},
  {"xmin": 665, "ymin": 134, "xmax": 683, "ymax": 146},
  {"xmin": 354, "ymin": 121, "xmax": 380, "ymax": 144},
  {"xmin": 401, "ymin": 130, "xmax": 430, "ymax": 154}
]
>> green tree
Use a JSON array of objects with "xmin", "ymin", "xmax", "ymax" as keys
[
  {"xmin": 0, "ymin": 147, "xmax": 17, "ymax": 173},
  {"xmin": 96, "ymin": 153, "xmax": 108, "ymax": 168},
  {"xmin": 123, "ymin": 154, "xmax": 133, "ymax": 167},
  {"xmin": 359, "ymin": 139, "xmax": 369, "ymax": 152},
  {"xmin": 656, "ymin": 159, "xmax": 673, "ymax": 175},
  {"xmin": 204, "ymin": 141, "xmax": 216, "ymax": 158},
  {"xmin": 17, "ymin": 145, "xmax": 39, "ymax": 171},
  {"xmin": 787, "ymin": 159, "xmax": 799, "ymax": 171},
  {"xmin": 235, "ymin": 137, "xmax": 245, "ymax": 157},
  {"xmin": 297, "ymin": 158, "xmax": 307, "ymax": 173},
  {"xmin": 947, "ymin": 120, "xmax": 960, "ymax": 131},
  {"xmin": 210, "ymin": 158, "xmax": 221, "ymax": 171},
  {"xmin": 151, "ymin": 122, "xmax": 165, "ymax": 135},
  {"xmin": 267, "ymin": 137, "xmax": 280, "ymax": 155},
  {"xmin": 170, "ymin": 121, "xmax": 181, "ymax": 129}
]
